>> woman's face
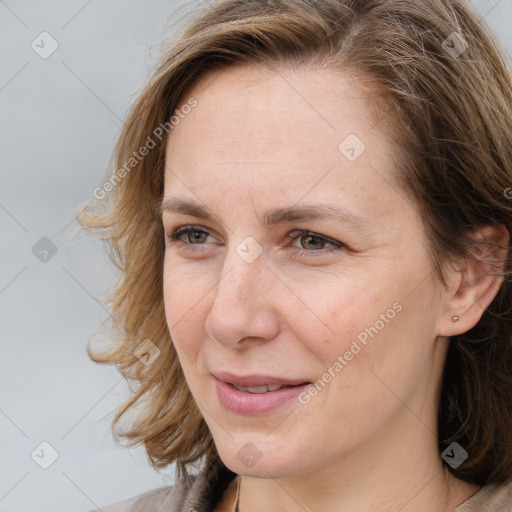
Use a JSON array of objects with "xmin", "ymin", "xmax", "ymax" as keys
[{"xmin": 162, "ymin": 64, "xmax": 450, "ymax": 478}]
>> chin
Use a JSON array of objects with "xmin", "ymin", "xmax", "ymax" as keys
[{"xmin": 215, "ymin": 437, "xmax": 311, "ymax": 479}]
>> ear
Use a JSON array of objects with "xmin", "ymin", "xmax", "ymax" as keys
[{"xmin": 438, "ymin": 224, "xmax": 510, "ymax": 337}]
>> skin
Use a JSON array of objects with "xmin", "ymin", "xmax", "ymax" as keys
[{"xmin": 161, "ymin": 64, "xmax": 507, "ymax": 511}]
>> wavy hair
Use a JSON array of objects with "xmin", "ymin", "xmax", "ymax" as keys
[{"xmin": 77, "ymin": 0, "xmax": 512, "ymax": 484}]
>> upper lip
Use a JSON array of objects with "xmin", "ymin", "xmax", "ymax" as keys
[{"xmin": 212, "ymin": 371, "xmax": 310, "ymax": 387}]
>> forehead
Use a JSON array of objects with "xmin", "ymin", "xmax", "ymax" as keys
[
  {"xmin": 168, "ymin": 63, "xmax": 380, "ymax": 151},
  {"xmin": 163, "ymin": 64, "xmax": 399, "ymax": 219}
]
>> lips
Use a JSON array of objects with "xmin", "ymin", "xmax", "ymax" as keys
[
  {"xmin": 211, "ymin": 371, "xmax": 310, "ymax": 389},
  {"xmin": 230, "ymin": 383, "xmax": 300, "ymax": 393},
  {"xmin": 213, "ymin": 375, "xmax": 312, "ymax": 414}
]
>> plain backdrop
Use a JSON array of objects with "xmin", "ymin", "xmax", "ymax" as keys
[{"xmin": 0, "ymin": 1, "xmax": 511, "ymax": 511}]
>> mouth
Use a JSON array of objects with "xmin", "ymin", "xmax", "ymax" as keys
[
  {"xmin": 211, "ymin": 371, "xmax": 312, "ymax": 414},
  {"xmin": 211, "ymin": 370, "xmax": 310, "ymax": 389},
  {"xmin": 227, "ymin": 382, "xmax": 309, "ymax": 393}
]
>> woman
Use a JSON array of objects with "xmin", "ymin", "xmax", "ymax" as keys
[{"xmin": 79, "ymin": 0, "xmax": 512, "ymax": 510}]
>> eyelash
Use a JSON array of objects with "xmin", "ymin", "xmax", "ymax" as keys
[{"xmin": 165, "ymin": 225, "xmax": 344, "ymax": 257}]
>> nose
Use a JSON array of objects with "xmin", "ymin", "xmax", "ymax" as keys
[{"xmin": 205, "ymin": 249, "xmax": 280, "ymax": 348}]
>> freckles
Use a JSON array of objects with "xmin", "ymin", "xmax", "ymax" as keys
[{"xmin": 175, "ymin": 344, "xmax": 200, "ymax": 371}]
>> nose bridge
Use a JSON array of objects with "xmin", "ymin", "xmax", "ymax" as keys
[
  {"xmin": 212, "ymin": 245, "xmax": 263, "ymax": 314},
  {"xmin": 205, "ymin": 244, "xmax": 278, "ymax": 345},
  {"xmin": 218, "ymin": 232, "xmax": 269, "ymax": 299}
]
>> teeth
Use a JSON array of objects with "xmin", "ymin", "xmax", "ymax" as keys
[
  {"xmin": 246, "ymin": 385, "xmax": 270, "ymax": 393},
  {"xmin": 232, "ymin": 383, "xmax": 288, "ymax": 393}
]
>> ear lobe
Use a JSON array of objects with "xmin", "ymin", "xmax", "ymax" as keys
[{"xmin": 439, "ymin": 224, "xmax": 510, "ymax": 337}]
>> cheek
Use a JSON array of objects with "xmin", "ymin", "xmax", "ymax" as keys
[
  {"xmin": 308, "ymin": 282, "xmax": 433, "ymax": 418},
  {"xmin": 288, "ymin": 275, "xmax": 387, "ymax": 362},
  {"xmin": 163, "ymin": 257, "xmax": 212, "ymax": 322},
  {"xmin": 162, "ymin": 263, "xmax": 211, "ymax": 366},
  {"xmin": 289, "ymin": 275, "xmax": 419, "ymax": 417}
]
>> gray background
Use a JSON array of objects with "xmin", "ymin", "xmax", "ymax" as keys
[{"xmin": 0, "ymin": 1, "xmax": 510, "ymax": 511}]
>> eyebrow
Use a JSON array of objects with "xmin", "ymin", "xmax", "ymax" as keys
[{"xmin": 160, "ymin": 197, "xmax": 371, "ymax": 228}]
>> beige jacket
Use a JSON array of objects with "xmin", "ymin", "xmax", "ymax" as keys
[{"xmin": 90, "ymin": 461, "xmax": 512, "ymax": 512}]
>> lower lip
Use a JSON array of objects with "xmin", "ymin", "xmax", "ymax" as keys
[{"xmin": 214, "ymin": 377, "xmax": 311, "ymax": 415}]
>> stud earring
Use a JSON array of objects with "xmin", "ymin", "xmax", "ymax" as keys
[{"xmin": 451, "ymin": 315, "xmax": 460, "ymax": 322}]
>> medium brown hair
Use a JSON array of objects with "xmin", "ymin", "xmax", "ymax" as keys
[{"xmin": 77, "ymin": 0, "xmax": 512, "ymax": 485}]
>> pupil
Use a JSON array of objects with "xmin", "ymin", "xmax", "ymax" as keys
[
  {"xmin": 304, "ymin": 235, "xmax": 322, "ymax": 249},
  {"xmin": 190, "ymin": 231, "xmax": 206, "ymax": 243}
]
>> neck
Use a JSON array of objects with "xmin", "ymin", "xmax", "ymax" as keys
[{"xmin": 237, "ymin": 413, "xmax": 479, "ymax": 512}]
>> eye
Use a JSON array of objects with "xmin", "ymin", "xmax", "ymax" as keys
[
  {"xmin": 166, "ymin": 225, "xmax": 213, "ymax": 248},
  {"xmin": 165, "ymin": 225, "xmax": 345, "ymax": 257},
  {"xmin": 287, "ymin": 230, "xmax": 344, "ymax": 257}
]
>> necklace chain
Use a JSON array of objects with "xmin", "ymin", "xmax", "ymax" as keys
[{"xmin": 235, "ymin": 475, "xmax": 241, "ymax": 511}]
